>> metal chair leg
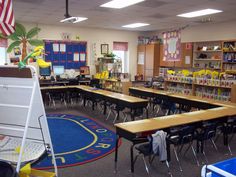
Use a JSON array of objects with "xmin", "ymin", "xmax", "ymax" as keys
[
  {"xmin": 228, "ymin": 144, "xmax": 233, "ymax": 156},
  {"xmin": 210, "ymin": 138, "xmax": 218, "ymax": 152},
  {"xmin": 191, "ymin": 145, "xmax": 200, "ymax": 166},
  {"xmin": 113, "ymin": 112, "xmax": 119, "ymax": 124},
  {"xmin": 106, "ymin": 109, "xmax": 112, "ymax": 120},
  {"xmin": 173, "ymin": 146, "xmax": 183, "ymax": 172},
  {"xmin": 165, "ymin": 160, "xmax": 173, "ymax": 177},
  {"xmin": 142, "ymin": 155, "xmax": 150, "ymax": 176}
]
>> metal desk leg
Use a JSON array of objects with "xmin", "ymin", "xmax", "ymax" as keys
[
  {"xmin": 145, "ymin": 107, "xmax": 148, "ymax": 118},
  {"xmin": 130, "ymin": 144, "xmax": 135, "ymax": 173},
  {"xmin": 114, "ymin": 135, "xmax": 120, "ymax": 173},
  {"xmin": 167, "ymin": 139, "xmax": 171, "ymax": 162},
  {"xmin": 103, "ymin": 101, "xmax": 107, "ymax": 115}
]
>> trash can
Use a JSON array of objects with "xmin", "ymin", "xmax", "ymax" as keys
[
  {"xmin": 201, "ymin": 158, "xmax": 236, "ymax": 177},
  {"xmin": 0, "ymin": 161, "xmax": 18, "ymax": 177}
]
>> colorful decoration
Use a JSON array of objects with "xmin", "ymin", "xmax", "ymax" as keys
[
  {"xmin": 163, "ymin": 30, "xmax": 181, "ymax": 61},
  {"xmin": 18, "ymin": 46, "xmax": 51, "ymax": 69},
  {"xmin": 6, "ymin": 23, "xmax": 43, "ymax": 61}
]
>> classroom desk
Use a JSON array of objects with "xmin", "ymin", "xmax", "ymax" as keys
[
  {"xmin": 129, "ymin": 87, "xmax": 230, "ymax": 109},
  {"xmin": 114, "ymin": 88, "xmax": 236, "ymax": 173},
  {"xmin": 41, "ymin": 85, "xmax": 149, "ymax": 120},
  {"xmin": 75, "ymin": 85, "xmax": 149, "ymax": 120}
]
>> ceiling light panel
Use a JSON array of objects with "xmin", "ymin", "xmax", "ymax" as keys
[
  {"xmin": 177, "ymin": 9, "xmax": 222, "ymax": 18},
  {"xmin": 100, "ymin": 0, "xmax": 145, "ymax": 9},
  {"xmin": 122, "ymin": 23, "xmax": 150, "ymax": 28}
]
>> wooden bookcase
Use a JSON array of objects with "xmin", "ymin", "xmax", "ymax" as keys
[
  {"xmin": 164, "ymin": 76, "xmax": 236, "ymax": 103},
  {"xmin": 222, "ymin": 40, "xmax": 236, "ymax": 71},
  {"xmin": 193, "ymin": 41, "xmax": 223, "ymax": 70}
]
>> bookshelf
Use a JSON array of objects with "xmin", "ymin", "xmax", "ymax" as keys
[
  {"xmin": 222, "ymin": 40, "xmax": 236, "ymax": 72},
  {"xmin": 164, "ymin": 75, "xmax": 236, "ymax": 102},
  {"xmin": 193, "ymin": 41, "xmax": 223, "ymax": 70}
]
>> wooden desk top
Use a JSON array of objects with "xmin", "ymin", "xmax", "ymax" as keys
[
  {"xmin": 115, "ymin": 107, "xmax": 236, "ymax": 134},
  {"xmin": 76, "ymin": 85, "xmax": 148, "ymax": 103},
  {"xmin": 129, "ymin": 87, "xmax": 236, "ymax": 107},
  {"xmin": 41, "ymin": 85, "xmax": 148, "ymax": 103}
]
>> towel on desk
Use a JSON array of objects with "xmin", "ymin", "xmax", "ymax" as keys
[{"xmin": 151, "ymin": 130, "xmax": 167, "ymax": 161}]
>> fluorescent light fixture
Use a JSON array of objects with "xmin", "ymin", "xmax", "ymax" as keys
[
  {"xmin": 177, "ymin": 9, "xmax": 222, "ymax": 18},
  {"xmin": 60, "ymin": 17, "xmax": 88, "ymax": 23},
  {"xmin": 100, "ymin": 0, "xmax": 145, "ymax": 9},
  {"xmin": 122, "ymin": 23, "xmax": 150, "ymax": 28},
  {"xmin": 73, "ymin": 17, "xmax": 88, "ymax": 23}
]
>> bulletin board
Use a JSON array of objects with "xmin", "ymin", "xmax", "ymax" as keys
[{"xmin": 44, "ymin": 40, "xmax": 87, "ymax": 69}]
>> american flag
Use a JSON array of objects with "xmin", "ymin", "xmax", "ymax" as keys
[{"xmin": 0, "ymin": 0, "xmax": 15, "ymax": 36}]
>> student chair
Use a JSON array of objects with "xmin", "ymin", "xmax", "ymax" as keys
[
  {"xmin": 167, "ymin": 125, "xmax": 199, "ymax": 172},
  {"xmin": 134, "ymin": 133, "xmax": 172, "ymax": 177},
  {"xmin": 223, "ymin": 118, "xmax": 236, "ymax": 155},
  {"xmin": 195, "ymin": 121, "xmax": 218, "ymax": 163}
]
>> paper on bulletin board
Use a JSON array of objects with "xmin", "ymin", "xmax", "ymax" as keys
[
  {"xmin": 185, "ymin": 56, "xmax": 191, "ymax": 65},
  {"xmin": 74, "ymin": 53, "xmax": 79, "ymax": 61},
  {"xmin": 60, "ymin": 44, "xmax": 66, "ymax": 52},
  {"xmin": 53, "ymin": 43, "xmax": 59, "ymax": 52},
  {"xmin": 80, "ymin": 53, "xmax": 86, "ymax": 62},
  {"xmin": 138, "ymin": 52, "xmax": 144, "ymax": 65}
]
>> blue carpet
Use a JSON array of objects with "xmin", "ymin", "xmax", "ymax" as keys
[{"xmin": 34, "ymin": 114, "xmax": 119, "ymax": 169}]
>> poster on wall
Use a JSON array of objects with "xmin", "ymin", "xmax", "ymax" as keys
[
  {"xmin": 163, "ymin": 30, "xmax": 181, "ymax": 61},
  {"xmin": 138, "ymin": 52, "xmax": 144, "ymax": 65},
  {"xmin": 74, "ymin": 52, "xmax": 79, "ymax": 61},
  {"xmin": 14, "ymin": 47, "xmax": 21, "ymax": 56},
  {"xmin": 80, "ymin": 53, "xmax": 86, "ymax": 62}
]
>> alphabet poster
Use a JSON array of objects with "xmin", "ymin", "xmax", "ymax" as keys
[{"xmin": 163, "ymin": 30, "xmax": 181, "ymax": 61}]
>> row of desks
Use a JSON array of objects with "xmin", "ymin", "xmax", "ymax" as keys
[
  {"xmin": 41, "ymin": 85, "xmax": 236, "ymax": 173},
  {"xmin": 114, "ymin": 87, "xmax": 236, "ymax": 173},
  {"xmin": 41, "ymin": 85, "xmax": 149, "ymax": 120}
]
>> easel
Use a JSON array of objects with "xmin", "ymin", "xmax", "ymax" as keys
[{"xmin": 0, "ymin": 65, "xmax": 58, "ymax": 176}]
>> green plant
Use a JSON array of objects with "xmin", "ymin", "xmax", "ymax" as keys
[
  {"xmin": 2, "ymin": 23, "xmax": 43, "ymax": 60},
  {"xmin": 104, "ymin": 52, "xmax": 116, "ymax": 58}
]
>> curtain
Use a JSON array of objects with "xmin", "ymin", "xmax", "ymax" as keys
[{"xmin": 113, "ymin": 42, "xmax": 128, "ymax": 51}]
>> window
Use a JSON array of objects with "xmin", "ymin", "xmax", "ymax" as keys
[
  {"xmin": 0, "ymin": 39, "xmax": 7, "ymax": 65},
  {"xmin": 113, "ymin": 42, "xmax": 129, "ymax": 73}
]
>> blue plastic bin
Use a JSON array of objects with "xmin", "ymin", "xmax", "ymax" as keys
[{"xmin": 201, "ymin": 158, "xmax": 236, "ymax": 177}]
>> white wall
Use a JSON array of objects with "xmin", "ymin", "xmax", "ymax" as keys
[
  {"xmin": 20, "ymin": 22, "xmax": 140, "ymax": 79},
  {"xmin": 181, "ymin": 21, "xmax": 236, "ymax": 42},
  {"xmin": 145, "ymin": 21, "xmax": 236, "ymax": 43}
]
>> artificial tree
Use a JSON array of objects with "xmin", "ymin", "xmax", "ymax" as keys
[{"xmin": 0, "ymin": 23, "xmax": 43, "ymax": 60}]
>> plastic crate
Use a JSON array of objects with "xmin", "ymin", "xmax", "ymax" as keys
[
  {"xmin": 201, "ymin": 158, "xmax": 236, "ymax": 177},
  {"xmin": 20, "ymin": 169, "xmax": 55, "ymax": 177}
]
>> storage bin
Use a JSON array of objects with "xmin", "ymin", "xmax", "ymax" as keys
[{"xmin": 201, "ymin": 158, "xmax": 236, "ymax": 177}]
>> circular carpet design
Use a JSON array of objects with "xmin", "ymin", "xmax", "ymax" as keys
[{"xmin": 34, "ymin": 114, "xmax": 119, "ymax": 169}]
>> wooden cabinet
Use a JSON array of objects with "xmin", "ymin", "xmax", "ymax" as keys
[{"xmin": 137, "ymin": 44, "xmax": 160, "ymax": 81}]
